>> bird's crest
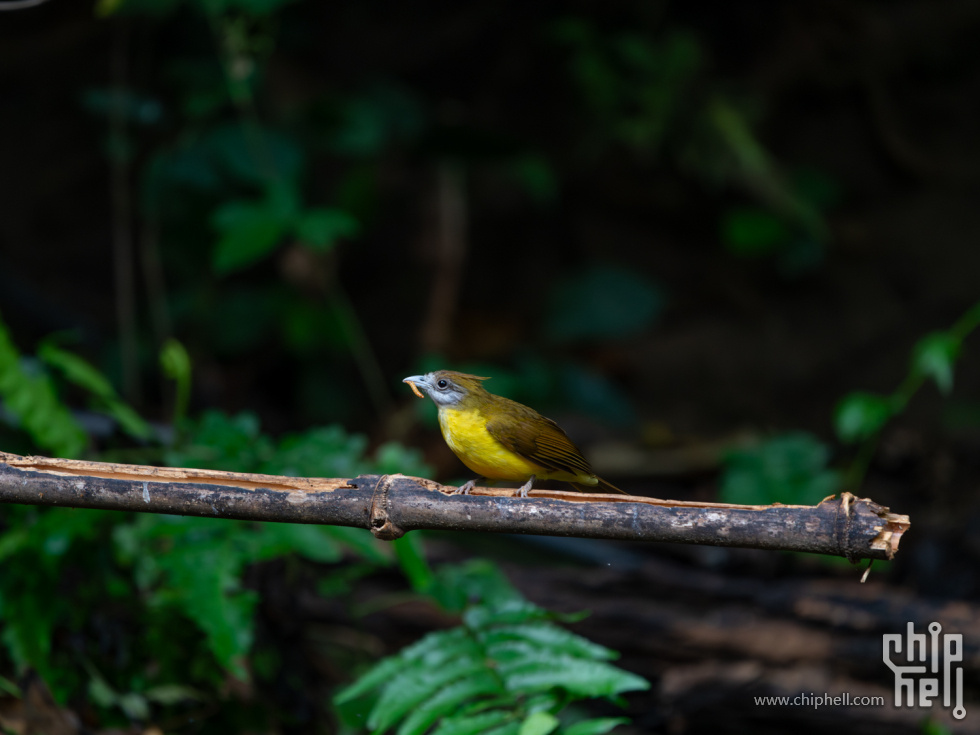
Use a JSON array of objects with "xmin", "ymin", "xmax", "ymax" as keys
[{"xmin": 433, "ymin": 370, "xmax": 491, "ymax": 391}]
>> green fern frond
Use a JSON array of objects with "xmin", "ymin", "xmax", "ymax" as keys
[{"xmin": 335, "ymin": 571, "xmax": 649, "ymax": 735}]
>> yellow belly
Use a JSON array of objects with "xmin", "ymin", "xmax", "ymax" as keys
[
  {"xmin": 437, "ymin": 406, "xmax": 595, "ymax": 485},
  {"xmin": 438, "ymin": 406, "xmax": 543, "ymax": 481}
]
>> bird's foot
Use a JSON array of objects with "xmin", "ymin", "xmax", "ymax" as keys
[
  {"xmin": 453, "ymin": 479, "xmax": 479, "ymax": 495},
  {"xmin": 515, "ymin": 475, "xmax": 536, "ymax": 498}
]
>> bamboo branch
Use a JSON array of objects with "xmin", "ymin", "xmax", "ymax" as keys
[{"xmin": 0, "ymin": 451, "xmax": 909, "ymax": 561}]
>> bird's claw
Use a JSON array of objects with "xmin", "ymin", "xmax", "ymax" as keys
[
  {"xmin": 454, "ymin": 479, "xmax": 478, "ymax": 495},
  {"xmin": 515, "ymin": 475, "xmax": 536, "ymax": 499}
]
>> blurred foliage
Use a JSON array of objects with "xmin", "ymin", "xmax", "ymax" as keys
[
  {"xmin": 336, "ymin": 560, "xmax": 646, "ymax": 735},
  {"xmin": 553, "ymin": 18, "xmax": 701, "ymax": 159},
  {"xmin": 0, "ymin": 328, "xmax": 652, "ymax": 731},
  {"xmin": 555, "ymin": 15, "xmax": 834, "ymax": 273},
  {"xmin": 719, "ymin": 302, "xmax": 980, "ymax": 503},
  {"xmin": 546, "ymin": 265, "xmax": 664, "ymax": 344},
  {"xmin": 3, "ymin": 0, "xmax": 972, "ymax": 731},
  {"xmin": 720, "ymin": 165, "xmax": 839, "ymax": 275},
  {"xmin": 835, "ymin": 301, "xmax": 980, "ymax": 487},
  {"xmin": 0, "ymin": 316, "xmax": 97, "ymax": 457},
  {"xmin": 0, "ymin": 329, "xmax": 435, "ymax": 727},
  {"xmin": 720, "ymin": 433, "xmax": 839, "ymax": 506}
]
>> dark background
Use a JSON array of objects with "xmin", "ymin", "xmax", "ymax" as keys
[{"xmin": 0, "ymin": 0, "xmax": 979, "ymax": 732}]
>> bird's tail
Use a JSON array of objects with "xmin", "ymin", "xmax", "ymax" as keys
[{"xmin": 571, "ymin": 476, "xmax": 629, "ymax": 495}]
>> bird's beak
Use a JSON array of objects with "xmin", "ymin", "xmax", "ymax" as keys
[{"xmin": 402, "ymin": 375, "xmax": 428, "ymax": 398}]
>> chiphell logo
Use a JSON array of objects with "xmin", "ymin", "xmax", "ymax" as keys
[{"xmin": 883, "ymin": 622, "xmax": 965, "ymax": 720}]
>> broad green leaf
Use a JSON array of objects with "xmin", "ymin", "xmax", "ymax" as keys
[
  {"xmin": 211, "ymin": 200, "xmax": 285, "ymax": 274},
  {"xmin": 722, "ymin": 207, "xmax": 790, "ymax": 257},
  {"xmin": 913, "ymin": 332, "xmax": 961, "ymax": 395},
  {"xmin": 393, "ymin": 534, "xmax": 436, "ymax": 593},
  {"xmin": 834, "ymin": 392, "xmax": 894, "ymax": 443},
  {"xmin": 38, "ymin": 342, "xmax": 151, "ymax": 439},
  {"xmin": 38, "ymin": 342, "xmax": 116, "ymax": 399},
  {"xmin": 720, "ymin": 432, "xmax": 840, "ymax": 505},
  {"xmin": 519, "ymin": 712, "xmax": 559, "ymax": 735},
  {"xmin": 564, "ymin": 717, "xmax": 631, "ymax": 735},
  {"xmin": 296, "ymin": 208, "xmax": 360, "ymax": 251}
]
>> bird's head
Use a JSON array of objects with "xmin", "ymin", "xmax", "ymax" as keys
[{"xmin": 402, "ymin": 370, "xmax": 491, "ymax": 408}]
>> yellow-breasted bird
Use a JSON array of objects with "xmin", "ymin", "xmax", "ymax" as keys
[{"xmin": 402, "ymin": 370, "xmax": 627, "ymax": 497}]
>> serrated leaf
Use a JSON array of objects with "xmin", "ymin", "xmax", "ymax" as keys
[
  {"xmin": 913, "ymin": 332, "xmax": 961, "ymax": 395},
  {"xmin": 519, "ymin": 711, "xmax": 559, "ymax": 735},
  {"xmin": 481, "ymin": 623, "xmax": 616, "ymax": 661},
  {"xmin": 0, "ymin": 318, "xmax": 88, "ymax": 457},
  {"xmin": 369, "ymin": 658, "xmax": 489, "ymax": 732},
  {"xmin": 500, "ymin": 657, "xmax": 649, "ymax": 698},
  {"xmin": 336, "ymin": 628, "xmax": 476, "ymax": 704},
  {"xmin": 564, "ymin": 717, "xmax": 631, "ymax": 735},
  {"xmin": 834, "ymin": 392, "xmax": 894, "ymax": 443},
  {"xmin": 464, "ymin": 600, "xmax": 550, "ymax": 630},
  {"xmin": 430, "ymin": 710, "xmax": 512, "ymax": 735},
  {"xmin": 335, "ymin": 655, "xmax": 409, "ymax": 704},
  {"xmin": 152, "ymin": 541, "xmax": 257, "ymax": 678},
  {"xmin": 396, "ymin": 673, "xmax": 502, "ymax": 735}
]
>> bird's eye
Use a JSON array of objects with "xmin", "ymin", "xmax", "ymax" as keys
[{"xmin": 437, "ymin": 379, "xmax": 448, "ymax": 389}]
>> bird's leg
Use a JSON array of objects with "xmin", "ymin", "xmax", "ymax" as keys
[
  {"xmin": 516, "ymin": 474, "xmax": 536, "ymax": 498},
  {"xmin": 454, "ymin": 478, "xmax": 484, "ymax": 495}
]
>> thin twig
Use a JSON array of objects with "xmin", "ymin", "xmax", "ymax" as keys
[
  {"xmin": 420, "ymin": 162, "xmax": 467, "ymax": 354},
  {"xmin": 0, "ymin": 452, "xmax": 909, "ymax": 561},
  {"xmin": 0, "ymin": 0, "xmax": 52, "ymax": 11}
]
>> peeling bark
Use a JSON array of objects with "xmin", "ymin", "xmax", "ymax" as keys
[{"xmin": 0, "ymin": 452, "xmax": 909, "ymax": 561}]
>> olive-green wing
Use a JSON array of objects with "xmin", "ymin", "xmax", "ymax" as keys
[{"xmin": 484, "ymin": 398, "xmax": 593, "ymax": 477}]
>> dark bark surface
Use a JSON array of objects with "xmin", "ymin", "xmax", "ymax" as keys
[{"xmin": 0, "ymin": 452, "xmax": 908, "ymax": 560}]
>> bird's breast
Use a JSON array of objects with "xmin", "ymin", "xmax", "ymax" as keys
[{"xmin": 437, "ymin": 406, "xmax": 540, "ymax": 480}]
